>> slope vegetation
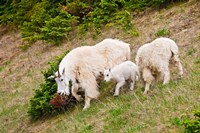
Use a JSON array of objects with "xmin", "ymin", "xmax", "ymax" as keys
[{"xmin": 0, "ymin": 0, "xmax": 199, "ymax": 132}]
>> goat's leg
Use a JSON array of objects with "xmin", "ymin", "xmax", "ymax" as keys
[
  {"xmin": 110, "ymin": 83, "xmax": 117, "ymax": 94},
  {"xmin": 83, "ymin": 96, "xmax": 92, "ymax": 111},
  {"xmin": 162, "ymin": 68, "xmax": 170, "ymax": 85},
  {"xmin": 130, "ymin": 75, "xmax": 136, "ymax": 90},
  {"xmin": 173, "ymin": 54, "xmax": 184, "ymax": 77},
  {"xmin": 143, "ymin": 82, "xmax": 150, "ymax": 95},
  {"xmin": 114, "ymin": 80, "xmax": 125, "ymax": 96},
  {"xmin": 142, "ymin": 68, "xmax": 154, "ymax": 95},
  {"xmin": 71, "ymin": 83, "xmax": 83, "ymax": 102}
]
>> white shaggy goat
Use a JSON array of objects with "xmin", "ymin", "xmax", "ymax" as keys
[
  {"xmin": 104, "ymin": 61, "xmax": 139, "ymax": 96},
  {"xmin": 49, "ymin": 38, "xmax": 130, "ymax": 110},
  {"xmin": 135, "ymin": 37, "xmax": 183, "ymax": 94}
]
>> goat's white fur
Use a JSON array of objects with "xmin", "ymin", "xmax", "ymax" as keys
[
  {"xmin": 135, "ymin": 37, "xmax": 183, "ymax": 94},
  {"xmin": 104, "ymin": 61, "xmax": 139, "ymax": 96},
  {"xmin": 52, "ymin": 38, "xmax": 130, "ymax": 110}
]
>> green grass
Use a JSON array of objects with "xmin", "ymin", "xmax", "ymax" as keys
[
  {"xmin": 1, "ymin": 59, "xmax": 199, "ymax": 132},
  {"xmin": 26, "ymin": 64, "xmax": 199, "ymax": 132},
  {"xmin": 155, "ymin": 28, "xmax": 170, "ymax": 37},
  {"xmin": 0, "ymin": 66, "xmax": 4, "ymax": 72},
  {"xmin": 198, "ymin": 32, "xmax": 200, "ymax": 40},
  {"xmin": 195, "ymin": 58, "xmax": 200, "ymax": 64},
  {"xmin": 187, "ymin": 48, "xmax": 196, "ymax": 55}
]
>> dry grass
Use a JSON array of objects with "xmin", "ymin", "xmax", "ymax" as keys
[{"xmin": 0, "ymin": 0, "xmax": 200, "ymax": 132}]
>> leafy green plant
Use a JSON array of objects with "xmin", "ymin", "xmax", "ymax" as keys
[
  {"xmin": 82, "ymin": 124, "xmax": 93, "ymax": 132},
  {"xmin": 64, "ymin": 0, "xmax": 93, "ymax": 20},
  {"xmin": 27, "ymin": 51, "xmax": 68, "ymax": 120},
  {"xmin": 0, "ymin": 0, "xmax": 37, "ymax": 25},
  {"xmin": 19, "ymin": 43, "xmax": 32, "ymax": 51},
  {"xmin": 155, "ymin": 28, "xmax": 170, "ymax": 37},
  {"xmin": 195, "ymin": 58, "xmax": 200, "ymax": 64},
  {"xmin": 182, "ymin": 108, "xmax": 200, "ymax": 133},
  {"xmin": 0, "ymin": 66, "xmax": 3, "ymax": 72},
  {"xmin": 109, "ymin": 107, "xmax": 123, "ymax": 117},
  {"xmin": 170, "ymin": 117, "xmax": 183, "ymax": 126},
  {"xmin": 78, "ymin": 0, "xmax": 119, "ymax": 35},
  {"xmin": 40, "ymin": 11, "xmax": 78, "ymax": 45},
  {"xmin": 20, "ymin": 4, "xmax": 51, "ymax": 44},
  {"xmin": 187, "ymin": 48, "xmax": 196, "ymax": 55}
]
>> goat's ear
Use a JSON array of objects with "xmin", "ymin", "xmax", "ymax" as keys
[
  {"xmin": 47, "ymin": 70, "xmax": 56, "ymax": 79},
  {"xmin": 58, "ymin": 68, "xmax": 61, "ymax": 77},
  {"xmin": 62, "ymin": 68, "xmax": 65, "ymax": 75}
]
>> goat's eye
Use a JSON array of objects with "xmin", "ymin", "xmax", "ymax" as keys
[
  {"xmin": 106, "ymin": 74, "xmax": 109, "ymax": 77},
  {"xmin": 61, "ymin": 79, "xmax": 63, "ymax": 81}
]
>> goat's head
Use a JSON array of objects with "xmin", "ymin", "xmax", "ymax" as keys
[
  {"xmin": 103, "ymin": 68, "xmax": 112, "ymax": 82},
  {"xmin": 48, "ymin": 68, "xmax": 71, "ymax": 95}
]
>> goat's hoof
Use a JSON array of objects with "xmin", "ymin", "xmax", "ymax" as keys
[
  {"xmin": 79, "ymin": 97, "xmax": 84, "ymax": 102},
  {"xmin": 143, "ymin": 92, "xmax": 148, "ymax": 95},
  {"xmin": 76, "ymin": 96, "xmax": 84, "ymax": 102},
  {"xmin": 82, "ymin": 106, "xmax": 89, "ymax": 111},
  {"xmin": 114, "ymin": 94, "xmax": 119, "ymax": 97},
  {"xmin": 110, "ymin": 91, "xmax": 114, "ymax": 95},
  {"xmin": 179, "ymin": 74, "xmax": 183, "ymax": 79},
  {"xmin": 163, "ymin": 81, "xmax": 169, "ymax": 85}
]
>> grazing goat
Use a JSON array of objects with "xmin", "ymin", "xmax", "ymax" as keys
[
  {"xmin": 104, "ymin": 61, "xmax": 139, "ymax": 96},
  {"xmin": 135, "ymin": 37, "xmax": 183, "ymax": 94},
  {"xmin": 49, "ymin": 38, "xmax": 130, "ymax": 110}
]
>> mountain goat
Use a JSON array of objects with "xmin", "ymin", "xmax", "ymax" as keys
[
  {"xmin": 104, "ymin": 61, "xmax": 139, "ymax": 96},
  {"xmin": 135, "ymin": 37, "xmax": 183, "ymax": 94},
  {"xmin": 49, "ymin": 38, "xmax": 130, "ymax": 110}
]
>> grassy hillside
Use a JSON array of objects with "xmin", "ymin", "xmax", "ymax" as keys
[{"xmin": 0, "ymin": 0, "xmax": 200, "ymax": 132}]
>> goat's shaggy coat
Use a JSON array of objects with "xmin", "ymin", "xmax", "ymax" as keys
[
  {"xmin": 56, "ymin": 38, "xmax": 130, "ymax": 110},
  {"xmin": 135, "ymin": 37, "xmax": 183, "ymax": 94}
]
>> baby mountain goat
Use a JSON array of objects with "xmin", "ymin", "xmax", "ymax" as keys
[
  {"xmin": 135, "ymin": 37, "xmax": 184, "ymax": 95},
  {"xmin": 104, "ymin": 61, "xmax": 139, "ymax": 96}
]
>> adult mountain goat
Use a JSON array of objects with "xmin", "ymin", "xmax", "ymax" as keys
[
  {"xmin": 49, "ymin": 38, "xmax": 130, "ymax": 110},
  {"xmin": 135, "ymin": 37, "xmax": 183, "ymax": 94}
]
